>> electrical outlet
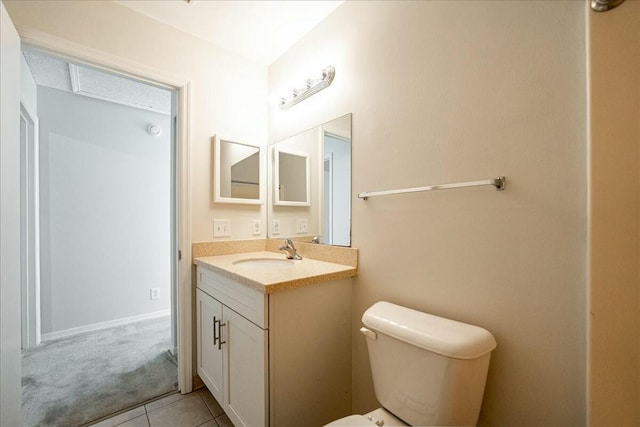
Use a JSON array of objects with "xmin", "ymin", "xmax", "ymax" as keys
[
  {"xmin": 296, "ymin": 219, "xmax": 308, "ymax": 234},
  {"xmin": 150, "ymin": 288, "xmax": 160, "ymax": 300},
  {"xmin": 272, "ymin": 220, "xmax": 281, "ymax": 235},
  {"xmin": 252, "ymin": 220, "xmax": 261, "ymax": 236},
  {"xmin": 213, "ymin": 219, "xmax": 231, "ymax": 237}
]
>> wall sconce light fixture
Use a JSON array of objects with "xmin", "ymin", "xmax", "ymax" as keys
[{"xmin": 278, "ymin": 66, "xmax": 335, "ymax": 110}]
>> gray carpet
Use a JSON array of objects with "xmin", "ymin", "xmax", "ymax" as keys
[{"xmin": 22, "ymin": 316, "xmax": 178, "ymax": 427}]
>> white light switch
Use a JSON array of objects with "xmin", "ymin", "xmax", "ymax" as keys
[
  {"xmin": 272, "ymin": 220, "xmax": 281, "ymax": 235},
  {"xmin": 213, "ymin": 219, "xmax": 231, "ymax": 237},
  {"xmin": 296, "ymin": 219, "xmax": 308, "ymax": 234},
  {"xmin": 252, "ymin": 220, "xmax": 261, "ymax": 236}
]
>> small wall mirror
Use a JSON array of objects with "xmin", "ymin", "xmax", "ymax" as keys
[
  {"xmin": 274, "ymin": 148, "xmax": 310, "ymax": 206},
  {"xmin": 213, "ymin": 136, "xmax": 264, "ymax": 205}
]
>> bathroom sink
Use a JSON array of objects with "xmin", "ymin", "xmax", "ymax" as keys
[{"xmin": 232, "ymin": 258, "xmax": 297, "ymax": 269}]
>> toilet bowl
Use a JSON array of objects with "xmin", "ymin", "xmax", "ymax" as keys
[{"xmin": 325, "ymin": 301, "xmax": 497, "ymax": 427}]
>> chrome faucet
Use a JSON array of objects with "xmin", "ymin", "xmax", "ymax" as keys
[{"xmin": 279, "ymin": 239, "xmax": 302, "ymax": 260}]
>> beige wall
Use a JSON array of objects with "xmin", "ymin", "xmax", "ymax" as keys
[
  {"xmin": 588, "ymin": 1, "xmax": 640, "ymax": 425},
  {"xmin": 4, "ymin": 0, "xmax": 268, "ymax": 243},
  {"xmin": 8, "ymin": 1, "xmax": 639, "ymax": 425},
  {"xmin": 269, "ymin": 1, "xmax": 587, "ymax": 425}
]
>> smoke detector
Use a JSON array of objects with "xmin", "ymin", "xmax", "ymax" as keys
[{"xmin": 147, "ymin": 124, "xmax": 162, "ymax": 137}]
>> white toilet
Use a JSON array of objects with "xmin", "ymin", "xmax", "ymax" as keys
[{"xmin": 326, "ymin": 301, "xmax": 497, "ymax": 427}]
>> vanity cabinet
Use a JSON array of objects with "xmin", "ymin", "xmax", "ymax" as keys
[
  {"xmin": 196, "ymin": 263, "xmax": 352, "ymax": 427},
  {"xmin": 196, "ymin": 270, "xmax": 268, "ymax": 427},
  {"xmin": 196, "ymin": 287, "xmax": 267, "ymax": 427},
  {"xmin": 196, "ymin": 289, "xmax": 224, "ymax": 402}
]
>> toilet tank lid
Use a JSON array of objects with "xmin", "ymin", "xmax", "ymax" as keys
[{"xmin": 362, "ymin": 302, "xmax": 497, "ymax": 359}]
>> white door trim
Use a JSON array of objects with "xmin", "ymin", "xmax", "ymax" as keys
[
  {"xmin": 323, "ymin": 153, "xmax": 334, "ymax": 245},
  {"xmin": 20, "ymin": 105, "xmax": 41, "ymax": 348},
  {"xmin": 18, "ymin": 29, "xmax": 194, "ymax": 393}
]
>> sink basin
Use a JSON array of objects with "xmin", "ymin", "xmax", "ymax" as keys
[{"xmin": 232, "ymin": 258, "xmax": 297, "ymax": 269}]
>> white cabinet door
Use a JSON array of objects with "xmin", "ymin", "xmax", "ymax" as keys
[
  {"xmin": 196, "ymin": 289, "xmax": 224, "ymax": 403},
  {"xmin": 223, "ymin": 307, "xmax": 268, "ymax": 427}
]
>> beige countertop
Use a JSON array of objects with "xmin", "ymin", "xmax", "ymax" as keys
[{"xmin": 194, "ymin": 251, "xmax": 357, "ymax": 294}]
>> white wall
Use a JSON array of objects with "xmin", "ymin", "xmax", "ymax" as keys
[
  {"xmin": 38, "ymin": 86, "xmax": 171, "ymax": 334},
  {"xmin": 0, "ymin": 2, "xmax": 23, "ymax": 425},
  {"xmin": 269, "ymin": 2, "xmax": 587, "ymax": 425},
  {"xmin": 588, "ymin": 1, "xmax": 640, "ymax": 425},
  {"xmin": 4, "ymin": 0, "xmax": 269, "ymax": 243}
]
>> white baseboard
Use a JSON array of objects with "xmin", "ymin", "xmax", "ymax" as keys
[{"xmin": 42, "ymin": 309, "xmax": 171, "ymax": 342}]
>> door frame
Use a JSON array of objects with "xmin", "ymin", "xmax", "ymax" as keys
[
  {"xmin": 18, "ymin": 29, "xmax": 194, "ymax": 392},
  {"xmin": 20, "ymin": 104, "xmax": 41, "ymax": 348},
  {"xmin": 322, "ymin": 152, "xmax": 333, "ymax": 245}
]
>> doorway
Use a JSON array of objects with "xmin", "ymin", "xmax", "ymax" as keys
[
  {"xmin": 321, "ymin": 132, "xmax": 351, "ymax": 246},
  {"xmin": 19, "ymin": 48, "xmax": 180, "ymax": 426}
]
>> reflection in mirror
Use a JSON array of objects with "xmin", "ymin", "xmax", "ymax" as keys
[
  {"xmin": 268, "ymin": 114, "xmax": 351, "ymax": 246},
  {"xmin": 214, "ymin": 136, "xmax": 264, "ymax": 205},
  {"xmin": 322, "ymin": 129, "xmax": 351, "ymax": 246},
  {"xmin": 274, "ymin": 148, "xmax": 310, "ymax": 206}
]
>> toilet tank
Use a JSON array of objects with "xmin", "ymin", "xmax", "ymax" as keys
[{"xmin": 361, "ymin": 302, "xmax": 497, "ymax": 426}]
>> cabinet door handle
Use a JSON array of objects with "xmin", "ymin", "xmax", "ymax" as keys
[
  {"xmin": 218, "ymin": 320, "xmax": 226, "ymax": 350},
  {"xmin": 213, "ymin": 316, "xmax": 218, "ymax": 346}
]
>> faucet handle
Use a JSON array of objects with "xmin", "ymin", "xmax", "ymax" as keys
[
  {"xmin": 279, "ymin": 239, "xmax": 291, "ymax": 249},
  {"xmin": 279, "ymin": 239, "xmax": 302, "ymax": 260}
]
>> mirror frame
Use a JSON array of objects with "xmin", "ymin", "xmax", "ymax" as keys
[
  {"xmin": 273, "ymin": 147, "xmax": 311, "ymax": 207},
  {"xmin": 213, "ymin": 135, "xmax": 264, "ymax": 205}
]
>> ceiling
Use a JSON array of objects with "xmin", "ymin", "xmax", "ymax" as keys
[
  {"xmin": 23, "ymin": 49, "xmax": 172, "ymax": 114},
  {"xmin": 22, "ymin": 1, "xmax": 345, "ymax": 113},
  {"xmin": 115, "ymin": 0, "xmax": 344, "ymax": 66}
]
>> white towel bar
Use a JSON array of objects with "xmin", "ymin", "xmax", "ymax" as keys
[{"xmin": 357, "ymin": 176, "xmax": 505, "ymax": 200}]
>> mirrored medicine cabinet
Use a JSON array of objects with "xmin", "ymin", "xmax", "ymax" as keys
[
  {"xmin": 213, "ymin": 136, "xmax": 264, "ymax": 205},
  {"xmin": 268, "ymin": 113, "xmax": 352, "ymax": 247}
]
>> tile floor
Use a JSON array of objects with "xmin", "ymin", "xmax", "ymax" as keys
[{"xmin": 91, "ymin": 388, "xmax": 232, "ymax": 427}]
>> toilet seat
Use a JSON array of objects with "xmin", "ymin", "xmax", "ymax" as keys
[
  {"xmin": 324, "ymin": 415, "xmax": 377, "ymax": 427},
  {"xmin": 324, "ymin": 408, "xmax": 408, "ymax": 427}
]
